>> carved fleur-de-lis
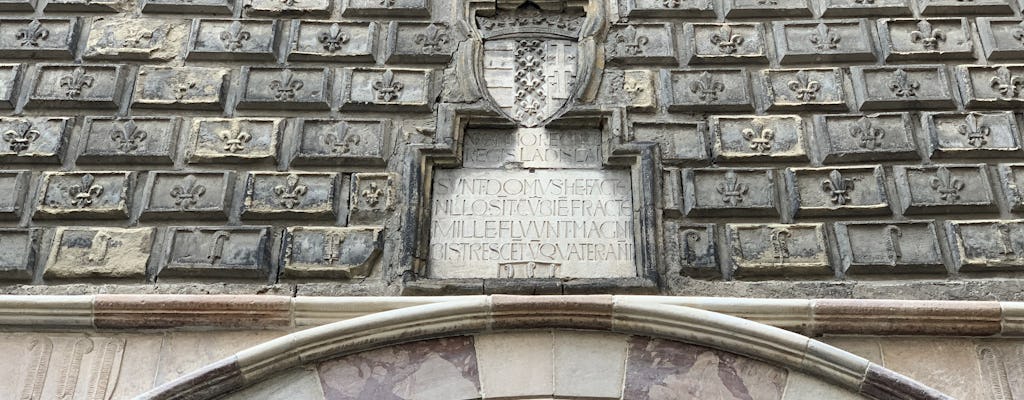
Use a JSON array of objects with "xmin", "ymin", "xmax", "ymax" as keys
[
  {"xmin": 16, "ymin": 20, "xmax": 48, "ymax": 47},
  {"xmin": 989, "ymin": 66, "xmax": 1024, "ymax": 100},
  {"xmin": 662, "ymin": 0, "xmax": 681, "ymax": 7},
  {"xmin": 59, "ymin": 67, "xmax": 94, "ymax": 98},
  {"xmin": 809, "ymin": 23, "xmax": 840, "ymax": 50},
  {"xmin": 710, "ymin": 25, "xmax": 744, "ymax": 54},
  {"xmin": 1012, "ymin": 22, "xmax": 1024, "ymax": 45},
  {"xmin": 172, "ymin": 80, "xmax": 197, "ymax": 100},
  {"xmin": 273, "ymin": 174, "xmax": 307, "ymax": 209},
  {"xmin": 688, "ymin": 71, "xmax": 725, "ymax": 103},
  {"xmin": 318, "ymin": 23, "xmax": 349, "ymax": 52},
  {"xmin": 615, "ymin": 25, "xmax": 649, "ymax": 56},
  {"xmin": 930, "ymin": 166, "xmax": 965, "ymax": 203},
  {"xmin": 2, "ymin": 121, "xmax": 40, "ymax": 154},
  {"xmin": 280, "ymin": 0, "xmax": 298, "ymax": 6},
  {"xmin": 855, "ymin": 0, "xmax": 875, "ymax": 3},
  {"xmin": 109, "ymin": 120, "xmax": 147, "ymax": 153},
  {"xmin": 770, "ymin": 229, "xmax": 790, "ymax": 263},
  {"xmin": 217, "ymin": 123, "xmax": 252, "ymax": 153},
  {"xmin": 849, "ymin": 116, "xmax": 886, "ymax": 150},
  {"xmin": 741, "ymin": 123, "xmax": 774, "ymax": 153},
  {"xmin": 887, "ymin": 68, "xmax": 920, "ymax": 97},
  {"xmin": 219, "ymin": 21, "xmax": 251, "ymax": 51},
  {"xmin": 321, "ymin": 123, "xmax": 361, "ymax": 154},
  {"xmin": 787, "ymin": 70, "xmax": 821, "ymax": 102},
  {"xmin": 820, "ymin": 169, "xmax": 855, "ymax": 205},
  {"xmin": 415, "ymin": 24, "xmax": 450, "ymax": 52},
  {"xmin": 361, "ymin": 182, "xmax": 384, "ymax": 207},
  {"xmin": 957, "ymin": 113, "xmax": 990, "ymax": 148},
  {"xmin": 910, "ymin": 20, "xmax": 946, "ymax": 51},
  {"xmin": 121, "ymin": 31, "xmax": 154, "ymax": 48},
  {"xmin": 269, "ymin": 69, "xmax": 304, "ymax": 101},
  {"xmin": 67, "ymin": 174, "xmax": 104, "ymax": 208},
  {"xmin": 379, "ymin": 0, "xmax": 395, "ymax": 7},
  {"xmin": 170, "ymin": 174, "xmax": 206, "ymax": 210},
  {"xmin": 680, "ymin": 229, "xmax": 701, "ymax": 265},
  {"xmin": 373, "ymin": 69, "xmax": 404, "ymax": 102},
  {"xmin": 716, "ymin": 170, "xmax": 748, "ymax": 207}
]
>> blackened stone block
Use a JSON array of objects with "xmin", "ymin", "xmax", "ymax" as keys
[
  {"xmin": 623, "ymin": 0, "xmax": 714, "ymax": 17},
  {"xmin": 723, "ymin": 0, "xmax": 812, "ymax": 18},
  {"xmin": 237, "ymin": 67, "xmax": 331, "ymax": 110},
  {"xmin": 84, "ymin": 18, "xmax": 186, "ymax": 61},
  {"xmin": 977, "ymin": 18, "xmax": 1024, "ymax": 61},
  {"xmin": 244, "ymin": 0, "xmax": 330, "ymax": 16},
  {"xmin": 785, "ymin": 166, "xmax": 890, "ymax": 218},
  {"xmin": 726, "ymin": 223, "xmax": 830, "ymax": 277},
  {"xmin": 34, "ymin": 171, "xmax": 133, "ymax": 219},
  {"xmin": 386, "ymin": 22, "xmax": 458, "ymax": 64},
  {"xmin": 0, "ymin": 18, "xmax": 75, "ymax": 59},
  {"xmin": 290, "ymin": 21, "xmax": 377, "ymax": 62},
  {"xmin": 141, "ymin": 171, "xmax": 235, "ymax": 220},
  {"xmin": 283, "ymin": 227, "xmax": 383, "ymax": 278},
  {"xmin": 996, "ymin": 163, "xmax": 1024, "ymax": 212},
  {"xmin": 0, "ymin": 117, "xmax": 70, "ymax": 164},
  {"xmin": 242, "ymin": 172, "xmax": 338, "ymax": 219},
  {"xmin": 0, "ymin": 0, "xmax": 36, "ymax": 10},
  {"xmin": 761, "ymin": 68, "xmax": 847, "ymax": 111},
  {"xmin": 894, "ymin": 164, "xmax": 996, "ymax": 215},
  {"xmin": 923, "ymin": 111, "xmax": 1020, "ymax": 158},
  {"xmin": 0, "ymin": 64, "xmax": 19, "ymax": 109},
  {"xmin": 293, "ymin": 118, "xmax": 388, "ymax": 166},
  {"xmin": 133, "ymin": 67, "xmax": 228, "ymax": 110},
  {"xmin": 78, "ymin": 117, "xmax": 179, "ymax": 164},
  {"xmin": 342, "ymin": 0, "xmax": 428, "ymax": 17},
  {"xmin": 711, "ymin": 115, "xmax": 807, "ymax": 161},
  {"xmin": 815, "ymin": 113, "xmax": 919, "ymax": 164},
  {"xmin": 341, "ymin": 68, "xmax": 432, "ymax": 111},
  {"xmin": 0, "ymin": 170, "xmax": 28, "ymax": 220},
  {"xmin": 879, "ymin": 18, "xmax": 974, "ymax": 61},
  {"xmin": 160, "ymin": 226, "xmax": 272, "ymax": 279},
  {"xmin": 851, "ymin": 65, "xmax": 956, "ymax": 110},
  {"xmin": 186, "ymin": 118, "xmax": 282, "ymax": 164},
  {"xmin": 44, "ymin": 0, "xmax": 116, "ymax": 11},
  {"xmin": 28, "ymin": 64, "xmax": 124, "ymax": 109},
  {"xmin": 946, "ymin": 220, "xmax": 1024, "ymax": 272},
  {"xmin": 820, "ymin": 0, "xmax": 911, "ymax": 17},
  {"xmin": 957, "ymin": 65, "xmax": 1024, "ymax": 109},
  {"xmin": 0, "ymin": 229, "xmax": 37, "ymax": 280},
  {"xmin": 187, "ymin": 19, "xmax": 280, "ymax": 61},
  {"xmin": 835, "ymin": 221, "xmax": 945, "ymax": 274},
  {"xmin": 683, "ymin": 168, "xmax": 777, "ymax": 217},
  {"xmin": 773, "ymin": 19, "xmax": 876, "ymax": 64},
  {"xmin": 668, "ymin": 222, "xmax": 718, "ymax": 277},
  {"xmin": 631, "ymin": 121, "xmax": 708, "ymax": 165},
  {"xmin": 43, "ymin": 227, "xmax": 154, "ymax": 280},
  {"xmin": 142, "ymin": 0, "xmax": 234, "ymax": 13},
  {"xmin": 919, "ymin": 0, "xmax": 1013, "ymax": 15},
  {"xmin": 665, "ymin": 69, "xmax": 753, "ymax": 112},
  {"xmin": 607, "ymin": 23, "xmax": 677, "ymax": 65},
  {"xmin": 683, "ymin": 23, "xmax": 768, "ymax": 65},
  {"xmin": 349, "ymin": 173, "xmax": 395, "ymax": 225}
]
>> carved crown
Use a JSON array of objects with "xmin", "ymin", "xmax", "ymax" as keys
[{"xmin": 475, "ymin": 4, "xmax": 583, "ymax": 40}]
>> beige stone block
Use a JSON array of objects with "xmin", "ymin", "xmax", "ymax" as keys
[
  {"xmin": 879, "ymin": 338, "xmax": 985, "ymax": 400},
  {"xmin": 553, "ymin": 331, "xmax": 627, "ymax": 398},
  {"xmin": 222, "ymin": 367, "xmax": 325, "ymax": 400},
  {"xmin": 782, "ymin": 371, "xmax": 864, "ymax": 400},
  {"xmin": 110, "ymin": 334, "xmax": 165, "ymax": 400},
  {"xmin": 5, "ymin": 334, "xmax": 128, "ymax": 400},
  {"xmin": 155, "ymin": 331, "xmax": 287, "ymax": 385},
  {"xmin": 0, "ymin": 334, "xmax": 34, "ymax": 397},
  {"xmin": 44, "ymin": 227, "xmax": 155, "ymax": 280},
  {"xmin": 475, "ymin": 331, "xmax": 554, "ymax": 398}
]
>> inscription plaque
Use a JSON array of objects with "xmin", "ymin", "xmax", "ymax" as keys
[{"xmin": 428, "ymin": 128, "xmax": 636, "ymax": 279}]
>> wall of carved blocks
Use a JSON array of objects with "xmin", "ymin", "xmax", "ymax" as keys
[{"xmin": 2, "ymin": 0, "xmax": 1024, "ymax": 296}]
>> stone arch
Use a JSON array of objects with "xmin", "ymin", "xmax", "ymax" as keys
[{"xmin": 140, "ymin": 296, "xmax": 952, "ymax": 399}]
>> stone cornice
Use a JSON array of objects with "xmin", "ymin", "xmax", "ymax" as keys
[{"xmin": 0, "ymin": 294, "xmax": 1019, "ymax": 337}]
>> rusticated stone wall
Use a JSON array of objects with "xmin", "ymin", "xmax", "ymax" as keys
[{"xmin": 2, "ymin": 0, "xmax": 1024, "ymax": 299}]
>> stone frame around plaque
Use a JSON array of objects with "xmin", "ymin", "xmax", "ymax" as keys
[{"xmin": 397, "ymin": 106, "xmax": 660, "ymax": 295}]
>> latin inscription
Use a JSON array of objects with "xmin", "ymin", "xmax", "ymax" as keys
[{"xmin": 462, "ymin": 127, "xmax": 602, "ymax": 169}]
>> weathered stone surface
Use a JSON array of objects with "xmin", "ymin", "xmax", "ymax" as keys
[
  {"xmin": 773, "ymin": 20, "xmax": 876, "ymax": 64},
  {"xmin": 0, "ymin": 0, "xmax": 36, "ymax": 10},
  {"xmin": 386, "ymin": 22, "xmax": 458, "ymax": 64},
  {"xmin": 28, "ymin": 64, "xmax": 124, "ymax": 108},
  {"xmin": 894, "ymin": 164, "xmax": 996, "ymax": 215},
  {"xmin": 683, "ymin": 23, "xmax": 768, "ymax": 64},
  {"xmin": 341, "ymin": 68, "xmax": 432, "ymax": 111},
  {"xmin": 84, "ymin": 17, "xmax": 186, "ymax": 61},
  {"xmin": 726, "ymin": 223, "xmax": 831, "ymax": 277},
  {"xmin": 785, "ymin": 166, "xmax": 890, "ymax": 217},
  {"xmin": 631, "ymin": 121, "xmax": 708, "ymax": 164},
  {"xmin": 0, "ymin": 170, "xmax": 27, "ymax": 220},
  {"xmin": 946, "ymin": 220, "xmax": 1024, "ymax": 272},
  {"xmin": 9, "ymin": 335, "xmax": 126, "ymax": 400},
  {"xmin": 292, "ymin": 119, "xmax": 389, "ymax": 166},
  {"xmin": 142, "ymin": 0, "xmax": 234, "ymax": 13},
  {"xmin": 918, "ymin": 0, "xmax": 1013, "ymax": 15},
  {"xmin": 624, "ymin": 70, "xmax": 656, "ymax": 111},
  {"xmin": 290, "ymin": 21, "xmax": 377, "ymax": 62},
  {"xmin": 957, "ymin": 65, "xmax": 1024, "ymax": 108},
  {"xmin": 622, "ymin": 0, "xmax": 714, "ymax": 17},
  {"xmin": 43, "ymin": 227, "xmax": 154, "ymax": 279},
  {"xmin": 238, "ymin": 67, "xmax": 331, "ymax": 110},
  {"xmin": 79, "ymin": 117, "xmax": 179, "ymax": 164},
  {"xmin": 923, "ymin": 111, "xmax": 1020, "ymax": 157},
  {"xmin": 0, "ymin": 64, "xmax": 19, "ymax": 109},
  {"xmin": 141, "ymin": 171, "xmax": 235, "ymax": 220},
  {"xmin": 723, "ymin": 0, "xmax": 811, "ymax": 18},
  {"xmin": 820, "ymin": 0, "xmax": 911, "ymax": 17},
  {"xmin": 851, "ymin": 65, "xmax": 956, "ymax": 110},
  {"xmin": 244, "ymin": 0, "xmax": 330, "ymax": 16},
  {"xmin": 879, "ymin": 18, "xmax": 974, "ymax": 61},
  {"xmin": 462, "ymin": 127, "xmax": 603, "ymax": 169},
  {"xmin": 815, "ymin": 113, "xmax": 918, "ymax": 164},
  {"xmin": 0, "ymin": 228, "xmax": 37, "ymax": 279},
  {"xmin": 607, "ymin": 24, "xmax": 676, "ymax": 65},
  {"xmin": 668, "ymin": 222, "xmax": 717, "ymax": 277},
  {"xmin": 683, "ymin": 168, "xmax": 777, "ymax": 217},
  {"xmin": 0, "ymin": 18, "xmax": 76, "ymax": 58},
  {"xmin": 159, "ymin": 226, "xmax": 272, "ymax": 279},
  {"xmin": 665, "ymin": 69, "xmax": 753, "ymax": 112},
  {"xmin": 977, "ymin": 18, "xmax": 1024, "ymax": 61},
  {"xmin": 0, "ymin": 117, "xmax": 70, "ymax": 164},
  {"xmin": 34, "ymin": 172, "xmax": 133, "ymax": 219},
  {"xmin": 283, "ymin": 227, "xmax": 383, "ymax": 279},
  {"xmin": 43, "ymin": 0, "xmax": 117, "ymax": 11},
  {"xmin": 711, "ymin": 115, "xmax": 807, "ymax": 161},
  {"xmin": 835, "ymin": 221, "xmax": 945, "ymax": 274},
  {"xmin": 187, "ymin": 19, "xmax": 280, "ymax": 60},
  {"xmin": 243, "ymin": 172, "xmax": 338, "ymax": 218},
  {"xmin": 997, "ymin": 163, "xmax": 1024, "ymax": 212},
  {"xmin": 133, "ymin": 67, "xmax": 228, "ymax": 110},
  {"xmin": 761, "ymin": 68, "xmax": 847, "ymax": 111},
  {"xmin": 349, "ymin": 172, "xmax": 395, "ymax": 225},
  {"xmin": 341, "ymin": 0, "xmax": 429, "ymax": 17},
  {"xmin": 186, "ymin": 118, "xmax": 282, "ymax": 164}
]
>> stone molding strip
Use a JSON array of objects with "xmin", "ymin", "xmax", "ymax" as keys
[
  {"xmin": 140, "ymin": 295, "xmax": 951, "ymax": 400},
  {"xmin": 0, "ymin": 294, "xmax": 1019, "ymax": 336}
]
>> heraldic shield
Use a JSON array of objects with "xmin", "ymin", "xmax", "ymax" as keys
[{"xmin": 475, "ymin": 3, "xmax": 587, "ymax": 128}]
